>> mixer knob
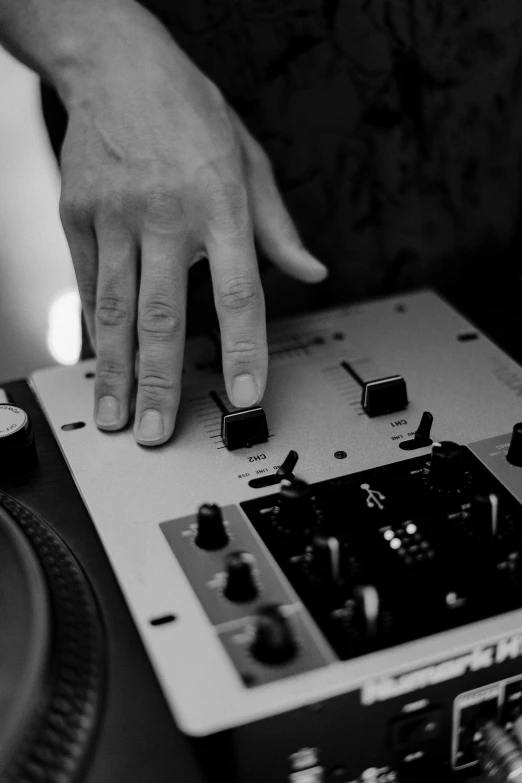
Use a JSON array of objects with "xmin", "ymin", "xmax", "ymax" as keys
[
  {"xmin": 311, "ymin": 535, "xmax": 342, "ymax": 584},
  {"xmin": 354, "ymin": 584, "xmax": 380, "ymax": 637},
  {"xmin": 426, "ymin": 441, "xmax": 464, "ymax": 489},
  {"xmin": 195, "ymin": 503, "xmax": 229, "ymax": 550},
  {"xmin": 0, "ymin": 404, "xmax": 37, "ymax": 474},
  {"xmin": 507, "ymin": 423, "xmax": 522, "ymax": 467},
  {"xmin": 276, "ymin": 478, "xmax": 316, "ymax": 531},
  {"xmin": 223, "ymin": 551, "xmax": 259, "ymax": 602},
  {"xmin": 221, "ymin": 407, "xmax": 269, "ymax": 451},
  {"xmin": 470, "ymin": 493, "xmax": 499, "ymax": 538},
  {"xmin": 250, "ymin": 604, "xmax": 298, "ymax": 664}
]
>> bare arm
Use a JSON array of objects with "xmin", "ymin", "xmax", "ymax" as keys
[{"xmin": 0, "ymin": 0, "xmax": 328, "ymax": 446}]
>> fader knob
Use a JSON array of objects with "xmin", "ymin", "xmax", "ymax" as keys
[
  {"xmin": 223, "ymin": 551, "xmax": 259, "ymax": 602},
  {"xmin": 195, "ymin": 503, "xmax": 229, "ymax": 550},
  {"xmin": 250, "ymin": 604, "xmax": 298, "ymax": 665},
  {"xmin": 0, "ymin": 404, "xmax": 37, "ymax": 473},
  {"xmin": 507, "ymin": 423, "xmax": 522, "ymax": 467},
  {"xmin": 427, "ymin": 441, "xmax": 464, "ymax": 489}
]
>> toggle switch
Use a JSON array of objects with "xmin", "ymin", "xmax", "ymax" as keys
[{"xmin": 400, "ymin": 411, "xmax": 434, "ymax": 451}]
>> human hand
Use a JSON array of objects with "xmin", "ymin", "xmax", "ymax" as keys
[{"xmin": 58, "ymin": 1, "xmax": 328, "ymax": 446}]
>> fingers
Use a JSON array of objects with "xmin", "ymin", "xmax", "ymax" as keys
[
  {"xmin": 233, "ymin": 116, "xmax": 329, "ymax": 283},
  {"xmin": 204, "ymin": 180, "xmax": 268, "ymax": 409},
  {"xmin": 60, "ymin": 216, "xmax": 98, "ymax": 350},
  {"xmin": 93, "ymin": 223, "xmax": 139, "ymax": 431},
  {"xmin": 133, "ymin": 232, "xmax": 188, "ymax": 446}
]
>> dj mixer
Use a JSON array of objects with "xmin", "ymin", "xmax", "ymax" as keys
[{"xmin": 2, "ymin": 289, "xmax": 522, "ymax": 783}]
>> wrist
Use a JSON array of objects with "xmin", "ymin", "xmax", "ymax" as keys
[{"xmin": 45, "ymin": 0, "xmax": 168, "ymax": 109}]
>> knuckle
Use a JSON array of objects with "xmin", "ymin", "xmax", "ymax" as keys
[
  {"xmin": 196, "ymin": 165, "xmax": 248, "ymax": 215},
  {"xmin": 139, "ymin": 300, "xmax": 183, "ymax": 336},
  {"xmin": 96, "ymin": 358, "xmax": 128, "ymax": 385},
  {"xmin": 218, "ymin": 275, "xmax": 259, "ymax": 313},
  {"xmin": 222, "ymin": 336, "xmax": 259, "ymax": 361},
  {"xmin": 97, "ymin": 296, "xmax": 130, "ymax": 328},
  {"xmin": 141, "ymin": 182, "xmax": 186, "ymax": 228},
  {"xmin": 59, "ymin": 192, "xmax": 92, "ymax": 227},
  {"xmin": 138, "ymin": 374, "xmax": 176, "ymax": 404}
]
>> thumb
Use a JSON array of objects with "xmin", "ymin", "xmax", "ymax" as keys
[{"xmin": 234, "ymin": 116, "xmax": 329, "ymax": 283}]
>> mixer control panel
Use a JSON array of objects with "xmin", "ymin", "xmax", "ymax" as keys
[{"xmin": 29, "ymin": 289, "xmax": 522, "ymax": 745}]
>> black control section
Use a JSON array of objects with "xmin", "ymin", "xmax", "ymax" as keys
[
  {"xmin": 249, "ymin": 604, "xmax": 298, "ymax": 665},
  {"xmin": 0, "ymin": 404, "xmax": 37, "ymax": 474},
  {"xmin": 221, "ymin": 407, "xmax": 269, "ymax": 451},
  {"xmin": 223, "ymin": 551, "xmax": 259, "ymax": 603},
  {"xmin": 507, "ymin": 422, "xmax": 522, "ymax": 467},
  {"xmin": 195, "ymin": 503, "xmax": 229, "ymax": 550},
  {"xmin": 241, "ymin": 443, "xmax": 522, "ymax": 661}
]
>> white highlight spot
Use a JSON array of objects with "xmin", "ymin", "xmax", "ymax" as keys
[{"xmin": 47, "ymin": 289, "xmax": 82, "ymax": 365}]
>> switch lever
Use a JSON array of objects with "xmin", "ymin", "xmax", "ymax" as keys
[
  {"xmin": 276, "ymin": 450, "xmax": 299, "ymax": 480},
  {"xmin": 400, "ymin": 411, "xmax": 434, "ymax": 451}
]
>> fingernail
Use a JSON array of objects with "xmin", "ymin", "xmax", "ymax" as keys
[
  {"xmin": 96, "ymin": 395, "xmax": 120, "ymax": 426},
  {"xmin": 231, "ymin": 374, "xmax": 259, "ymax": 408},
  {"xmin": 137, "ymin": 410, "xmax": 164, "ymax": 442}
]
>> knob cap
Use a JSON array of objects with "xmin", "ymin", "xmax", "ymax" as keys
[
  {"xmin": 507, "ymin": 423, "xmax": 522, "ymax": 467},
  {"xmin": 195, "ymin": 503, "xmax": 229, "ymax": 550},
  {"xmin": 427, "ymin": 441, "xmax": 464, "ymax": 488},
  {"xmin": 277, "ymin": 478, "xmax": 316, "ymax": 531},
  {"xmin": 311, "ymin": 535, "xmax": 342, "ymax": 584},
  {"xmin": 0, "ymin": 404, "xmax": 37, "ymax": 473},
  {"xmin": 470, "ymin": 493, "xmax": 499, "ymax": 539},
  {"xmin": 250, "ymin": 604, "xmax": 298, "ymax": 665},
  {"xmin": 223, "ymin": 551, "xmax": 258, "ymax": 603}
]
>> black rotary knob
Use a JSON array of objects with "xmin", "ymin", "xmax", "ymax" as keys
[
  {"xmin": 250, "ymin": 604, "xmax": 298, "ymax": 665},
  {"xmin": 427, "ymin": 441, "xmax": 464, "ymax": 488},
  {"xmin": 223, "ymin": 551, "xmax": 259, "ymax": 603},
  {"xmin": 276, "ymin": 478, "xmax": 316, "ymax": 531},
  {"xmin": 194, "ymin": 503, "xmax": 229, "ymax": 550},
  {"xmin": 0, "ymin": 404, "xmax": 37, "ymax": 474},
  {"xmin": 507, "ymin": 423, "xmax": 522, "ymax": 467}
]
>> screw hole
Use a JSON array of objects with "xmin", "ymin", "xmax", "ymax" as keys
[
  {"xmin": 457, "ymin": 332, "xmax": 479, "ymax": 342},
  {"xmin": 61, "ymin": 422, "xmax": 86, "ymax": 431},
  {"xmin": 150, "ymin": 614, "xmax": 177, "ymax": 626},
  {"xmin": 85, "ymin": 372, "xmax": 95, "ymax": 379}
]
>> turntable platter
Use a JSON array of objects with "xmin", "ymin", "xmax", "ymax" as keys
[{"xmin": 0, "ymin": 503, "xmax": 50, "ymax": 774}]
